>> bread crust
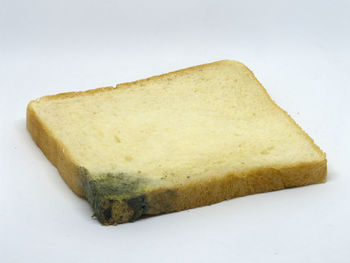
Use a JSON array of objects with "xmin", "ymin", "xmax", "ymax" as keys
[
  {"xmin": 26, "ymin": 60, "xmax": 327, "ymax": 224},
  {"xmin": 27, "ymin": 102, "xmax": 85, "ymax": 197}
]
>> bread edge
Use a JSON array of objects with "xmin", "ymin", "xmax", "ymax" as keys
[{"xmin": 27, "ymin": 102, "xmax": 86, "ymax": 197}]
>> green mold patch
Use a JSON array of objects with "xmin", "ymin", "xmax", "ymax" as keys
[
  {"xmin": 79, "ymin": 167, "xmax": 177, "ymax": 225},
  {"xmin": 86, "ymin": 172, "xmax": 150, "ymax": 199}
]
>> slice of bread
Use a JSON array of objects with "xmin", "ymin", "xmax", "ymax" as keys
[{"xmin": 27, "ymin": 60, "xmax": 326, "ymax": 225}]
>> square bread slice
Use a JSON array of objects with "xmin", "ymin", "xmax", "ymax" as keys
[{"xmin": 27, "ymin": 60, "xmax": 326, "ymax": 225}]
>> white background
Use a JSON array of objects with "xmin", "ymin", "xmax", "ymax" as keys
[{"xmin": 1, "ymin": 0, "xmax": 349, "ymax": 262}]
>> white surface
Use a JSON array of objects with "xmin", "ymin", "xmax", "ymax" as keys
[{"xmin": 1, "ymin": 0, "xmax": 349, "ymax": 262}]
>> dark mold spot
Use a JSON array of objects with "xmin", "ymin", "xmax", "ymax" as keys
[
  {"xmin": 103, "ymin": 206, "xmax": 112, "ymax": 220},
  {"xmin": 127, "ymin": 195, "xmax": 150, "ymax": 221}
]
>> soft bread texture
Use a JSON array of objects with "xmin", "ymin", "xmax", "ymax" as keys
[{"xmin": 27, "ymin": 60, "xmax": 327, "ymax": 225}]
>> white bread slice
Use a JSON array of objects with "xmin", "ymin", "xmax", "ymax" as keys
[{"xmin": 27, "ymin": 60, "xmax": 326, "ymax": 225}]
